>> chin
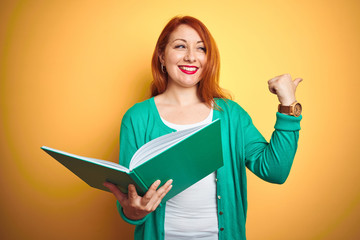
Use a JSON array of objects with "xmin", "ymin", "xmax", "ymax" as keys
[{"xmin": 178, "ymin": 80, "xmax": 200, "ymax": 88}]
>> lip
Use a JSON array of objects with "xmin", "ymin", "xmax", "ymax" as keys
[{"xmin": 178, "ymin": 65, "xmax": 199, "ymax": 75}]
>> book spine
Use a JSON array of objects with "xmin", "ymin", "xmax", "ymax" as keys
[{"xmin": 128, "ymin": 171, "xmax": 148, "ymax": 196}]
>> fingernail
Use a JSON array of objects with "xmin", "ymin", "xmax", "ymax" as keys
[{"xmin": 155, "ymin": 180, "xmax": 161, "ymax": 186}]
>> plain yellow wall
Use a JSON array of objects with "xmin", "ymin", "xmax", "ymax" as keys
[{"xmin": 1, "ymin": 0, "xmax": 359, "ymax": 239}]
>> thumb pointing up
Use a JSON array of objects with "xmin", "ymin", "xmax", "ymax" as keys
[{"xmin": 293, "ymin": 78, "xmax": 303, "ymax": 87}]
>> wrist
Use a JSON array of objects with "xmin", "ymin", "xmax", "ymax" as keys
[
  {"xmin": 279, "ymin": 98, "xmax": 296, "ymax": 106},
  {"xmin": 119, "ymin": 205, "xmax": 149, "ymax": 225},
  {"xmin": 123, "ymin": 208, "xmax": 143, "ymax": 221}
]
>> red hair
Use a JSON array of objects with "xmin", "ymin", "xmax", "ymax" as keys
[{"xmin": 151, "ymin": 16, "xmax": 231, "ymax": 107}]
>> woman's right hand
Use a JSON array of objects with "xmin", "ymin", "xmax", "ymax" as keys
[{"xmin": 103, "ymin": 179, "xmax": 173, "ymax": 220}]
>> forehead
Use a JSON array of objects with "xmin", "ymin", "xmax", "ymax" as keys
[{"xmin": 168, "ymin": 24, "xmax": 203, "ymax": 42}]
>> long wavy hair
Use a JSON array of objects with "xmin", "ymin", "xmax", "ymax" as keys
[{"xmin": 150, "ymin": 16, "xmax": 231, "ymax": 107}]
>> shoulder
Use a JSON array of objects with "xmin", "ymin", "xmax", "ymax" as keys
[
  {"xmin": 122, "ymin": 98, "xmax": 153, "ymax": 124},
  {"xmin": 215, "ymin": 98, "xmax": 248, "ymax": 116},
  {"xmin": 214, "ymin": 98, "xmax": 254, "ymax": 128}
]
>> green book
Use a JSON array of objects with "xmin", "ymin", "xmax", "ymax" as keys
[{"xmin": 41, "ymin": 119, "xmax": 223, "ymax": 202}]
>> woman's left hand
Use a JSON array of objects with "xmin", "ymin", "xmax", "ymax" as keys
[{"xmin": 268, "ymin": 73, "xmax": 303, "ymax": 105}]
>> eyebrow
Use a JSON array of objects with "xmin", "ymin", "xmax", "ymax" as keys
[{"xmin": 172, "ymin": 39, "xmax": 204, "ymax": 44}]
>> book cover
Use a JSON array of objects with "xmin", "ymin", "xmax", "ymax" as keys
[{"xmin": 41, "ymin": 119, "xmax": 223, "ymax": 202}]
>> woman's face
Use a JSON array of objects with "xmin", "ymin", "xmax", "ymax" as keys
[{"xmin": 161, "ymin": 24, "xmax": 207, "ymax": 89}]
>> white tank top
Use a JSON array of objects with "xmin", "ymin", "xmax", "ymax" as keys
[{"xmin": 160, "ymin": 109, "xmax": 219, "ymax": 240}]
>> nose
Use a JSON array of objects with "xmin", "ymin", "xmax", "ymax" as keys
[{"xmin": 184, "ymin": 48, "xmax": 196, "ymax": 62}]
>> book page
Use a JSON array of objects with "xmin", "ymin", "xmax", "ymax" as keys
[
  {"xmin": 93, "ymin": 158, "xmax": 129, "ymax": 173},
  {"xmin": 129, "ymin": 122, "xmax": 209, "ymax": 170}
]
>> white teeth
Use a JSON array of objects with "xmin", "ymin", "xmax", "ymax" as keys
[{"xmin": 179, "ymin": 66, "xmax": 197, "ymax": 71}]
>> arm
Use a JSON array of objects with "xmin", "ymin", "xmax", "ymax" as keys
[
  {"xmin": 245, "ymin": 74, "xmax": 303, "ymax": 184},
  {"xmin": 244, "ymin": 112, "xmax": 301, "ymax": 184}
]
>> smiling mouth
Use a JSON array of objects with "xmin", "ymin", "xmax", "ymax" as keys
[{"xmin": 178, "ymin": 65, "xmax": 198, "ymax": 74}]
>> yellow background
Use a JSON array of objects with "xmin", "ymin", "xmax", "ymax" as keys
[{"xmin": 1, "ymin": 0, "xmax": 359, "ymax": 239}]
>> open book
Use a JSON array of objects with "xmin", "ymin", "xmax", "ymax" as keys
[{"xmin": 41, "ymin": 119, "xmax": 223, "ymax": 202}]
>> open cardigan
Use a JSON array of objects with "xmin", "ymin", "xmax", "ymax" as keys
[{"xmin": 116, "ymin": 97, "xmax": 302, "ymax": 240}]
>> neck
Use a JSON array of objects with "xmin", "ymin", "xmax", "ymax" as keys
[{"xmin": 162, "ymin": 83, "xmax": 201, "ymax": 107}]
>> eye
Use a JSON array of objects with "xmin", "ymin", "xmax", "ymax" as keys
[
  {"xmin": 174, "ymin": 44, "xmax": 186, "ymax": 49},
  {"xmin": 198, "ymin": 47, "xmax": 206, "ymax": 53}
]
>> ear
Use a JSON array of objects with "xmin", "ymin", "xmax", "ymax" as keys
[
  {"xmin": 159, "ymin": 53, "xmax": 165, "ymax": 65},
  {"xmin": 158, "ymin": 49, "xmax": 165, "ymax": 65}
]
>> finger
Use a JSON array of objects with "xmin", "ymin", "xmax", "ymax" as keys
[
  {"xmin": 149, "ymin": 179, "xmax": 173, "ymax": 204},
  {"xmin": 152, "ymin": 198, "xmax": 163, "ymax": 211},
  {"xmin": 159, "ymin": 182, "xmax": 173, "ymax": 199},
  {"xmin": 268, "ymin": 84, "xmax": 277, "ymax": 94},
  {"xmin": 128, "ymin": 184, "xmax": 140, "ymax": 200},
  {"xmin": 151, "ymin": 190, "xmax": 171, "ymax": 212},
  {"xmin": 268, "ymin": 76, "xmax": 279, "ymax": 84},
  {"xmin": 268, "ymin": 73, "xmax": 289, "ymax": 82},
  {"xmin": 157, "ymin": 179, "xmax": 173, "ymax": 197},
  {"xmin": 141, "ymin": 180, "xmax": 161, "ymax": 205},
  {"xmin": 293, "ymin": 78, "xmax": 303, "ymax": 87},
  {"xmin": 145, "ymin": 180, "xmax": 173, "ymax": 207},
  {"xmin": 268, "ymin": 73, "xmax": 292, "ymax": 83},
  {"xmin": 103, "ymin": 182, "xmax": 127, "ymax": 203}
]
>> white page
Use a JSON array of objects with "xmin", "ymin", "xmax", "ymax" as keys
[
  {"xmin": 93, "ymin": 158, "xmax": 129, "ymax": 173},
  {"xmin": 129, "ymin": 127, "xmax": 195, "ymax": 168},
  {"xmin": 129, "ymin": 122, "xmax": 210, "ymax": 170}
]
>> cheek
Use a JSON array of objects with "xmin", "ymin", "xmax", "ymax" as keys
[
  {"xmin": 200, "ymin": 56, "xmax": 207, "ymax": 68},
  {"xmin": 164, "ymin": 50, "xmax": 182, "ymax": 65}
]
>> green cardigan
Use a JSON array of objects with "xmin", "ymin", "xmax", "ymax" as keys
[{"xmin": 117, "ymin": 97, "xmax": 302, "ymax": 240}]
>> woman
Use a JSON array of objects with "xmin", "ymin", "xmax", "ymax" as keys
[{"xmin": 104, "ymin": 15, "xmax": 302, "ymax": 240}]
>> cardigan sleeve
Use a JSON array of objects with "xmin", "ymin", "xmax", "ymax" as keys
[{"xmin": 244, "ymin": 111, "xmax": 302, "ymax": 184}]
